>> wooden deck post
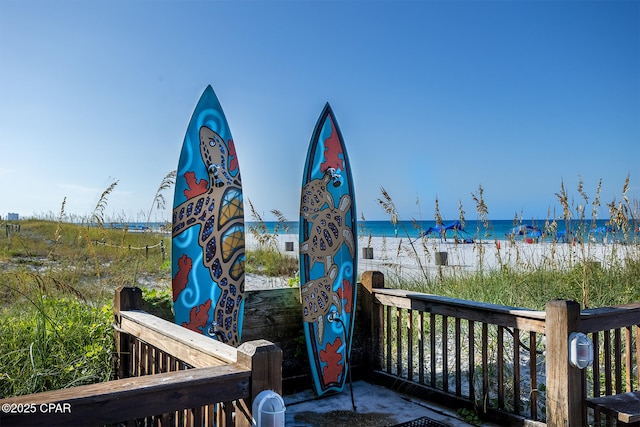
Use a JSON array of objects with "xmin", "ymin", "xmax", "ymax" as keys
[
  {"xmin": 361, "ymin": 271, "xmax": 385, "ymax": 373},
  {"xmin": 235, "ymin": 339, "xmax": 282, "ymax": 427},
  {"xmin": 546, "ymin": 299, "xmax": 585, "ymax": 427},
  {"xmin": 113, "ymin": 287, "xmax": 142, "ymax": 379}
]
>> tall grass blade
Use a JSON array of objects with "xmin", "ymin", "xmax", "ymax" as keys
[{"xmin": 147, "ymin": 170, "xmax": 176, "ymax": 229}]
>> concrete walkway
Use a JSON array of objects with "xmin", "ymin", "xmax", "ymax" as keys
[{"xmin": 283, "ymin": 381, "xmax": 482, "ymax": 427}]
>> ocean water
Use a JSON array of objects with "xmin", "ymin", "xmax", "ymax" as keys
[
  {"xmin": 108, "ymin": 219, "xmax": 638, "ymax": 243},
  {"xmin": 248, "ymin": 219, "xmax": 639, "ymax": 243}
]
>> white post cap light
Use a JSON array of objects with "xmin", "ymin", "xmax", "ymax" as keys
[
  {"xmin": 252, "ymin": 390, "xmax": 286, "ymax": 427},
  {"xmin": 569, "ymin": 332, "xmax": 594, "ymax": 369}
]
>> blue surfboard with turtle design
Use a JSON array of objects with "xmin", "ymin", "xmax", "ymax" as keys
[
  {"xmin": 172, "ymin": 85, "xmax": 245, "ymax": 347},
  {"xmin": 299, "ymin": 103, "xmax": 357, "ymax": 396}
]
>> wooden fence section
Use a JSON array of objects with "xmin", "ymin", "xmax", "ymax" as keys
[
  {"xmin": 0, "ymin": 287, "xmax": 282, "ymax": 427},
  {"xmin": 359, "ymin": 271, "xmax": 640, "ymax": 427},
  {"xmin": 0, "ymin": 365, "xmax": 250, "ymax": 427},
  {"xmin": 92, "ymin": 239, "xmax": 166, "ymax": 260},
  {"xmin": 3, "ymin": 223, "xmax": 20, "ymax": 237},
  {"xmin": 360, "ymin": 271, "xmax": 547, "ymax": 426},
  {"xmin": 581, "ymin": 303, "xmax": 640, "ymax": 426}
]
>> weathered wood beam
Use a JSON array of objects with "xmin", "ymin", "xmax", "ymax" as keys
[
  {"xmin": 0, "ymin": 365, "xmax": 250, "ymax": 427},
  {"xmin": 545, "ymin": 299, "xmax": 585, "ymax": 427},
  {"xmin": 119, "ymin": 310, "xmax": 237, "ymax": 367}
]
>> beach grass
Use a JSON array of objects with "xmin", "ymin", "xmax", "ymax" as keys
[
  {"xmin": 0, "ymin": 215, "xmax": 299, "ymax": 398},
  {"xmin": 383, "ymin": 260, "xmax": 640, "ymax": 311},
  {"xmin": 246, "ymin": 199, "xmax": 299, "ymax": 280},
  {"xmin": 376, "ymin": 177, "xmax": 640, "ymax": 310},
  {"xmin": 246, "ymin": 248, "xmax": 298, "ymax": 277},
  {"xmin": 0, "ymin": 295, "xmax": 113, "ymax": 397},
  {"xmin": 0, "ymin": 219, "xmax": 170, "ymax": 299},
  {"xmin": 0, "ymin": 218, "xmax": 171, "ymax": 398}
]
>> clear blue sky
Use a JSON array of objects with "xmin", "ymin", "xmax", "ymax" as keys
[{"xmin": 1, "ymin": 0, "xmax": 638, "ymax": 223}]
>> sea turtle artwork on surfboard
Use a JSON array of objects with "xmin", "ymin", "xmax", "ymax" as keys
[
  {"xmin": 172, "ymin": 85, "xmax": 245, "ymax": 347},
  {"xmin": 299, "ymin": 103, "xmax": 357, "ymax": 396}
]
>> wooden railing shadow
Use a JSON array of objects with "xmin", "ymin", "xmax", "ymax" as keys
[{"xmin": 0, "ymin": 287, "xmax": 282, "ymax": 427}]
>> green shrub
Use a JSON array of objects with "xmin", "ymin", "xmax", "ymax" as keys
[
  {"xmin": 141, "ymin": 287, "xmax": 174, "ymax": 321},
  {"xmin": 246, "ymin": 248, "xmax": 298, "ymax": 277},
  {"xmin": 0, "ymin": 296, "xmax": 113, "ymax": 398}
]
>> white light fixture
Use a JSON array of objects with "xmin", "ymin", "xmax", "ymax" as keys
[
  {"xmin": 569, "ymin": 332, "xmax": 594, "ymax": 369},
  {"xmin": 252, "ymin": 390, "xmax": 286, "ymax": 427}
]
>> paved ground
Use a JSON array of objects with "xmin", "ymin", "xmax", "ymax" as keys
[{"xmin": 283, "ymin": 381, "xmax": 478, "ymax": 427}]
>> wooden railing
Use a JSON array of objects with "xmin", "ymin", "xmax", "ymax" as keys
[
  {"xmin": 0, "ymin": 287, "xmax": 282, "ymax": 426},
  {"xmin": 581, "ymin": 303, "xmax": 640, "ymax": 425},
  {"xmin": 359, "ymin": 271, "xmax": 640, "ymax": 427}
]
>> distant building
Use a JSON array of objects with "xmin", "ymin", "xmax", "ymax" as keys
[{"xmin": 7, "ymin": 213, "xmax": 19, "ymax": 221}]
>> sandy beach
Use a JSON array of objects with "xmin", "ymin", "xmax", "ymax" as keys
[{"xmin": 245, "ymin": 233, "xmax": 636, "ymax": 289}]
